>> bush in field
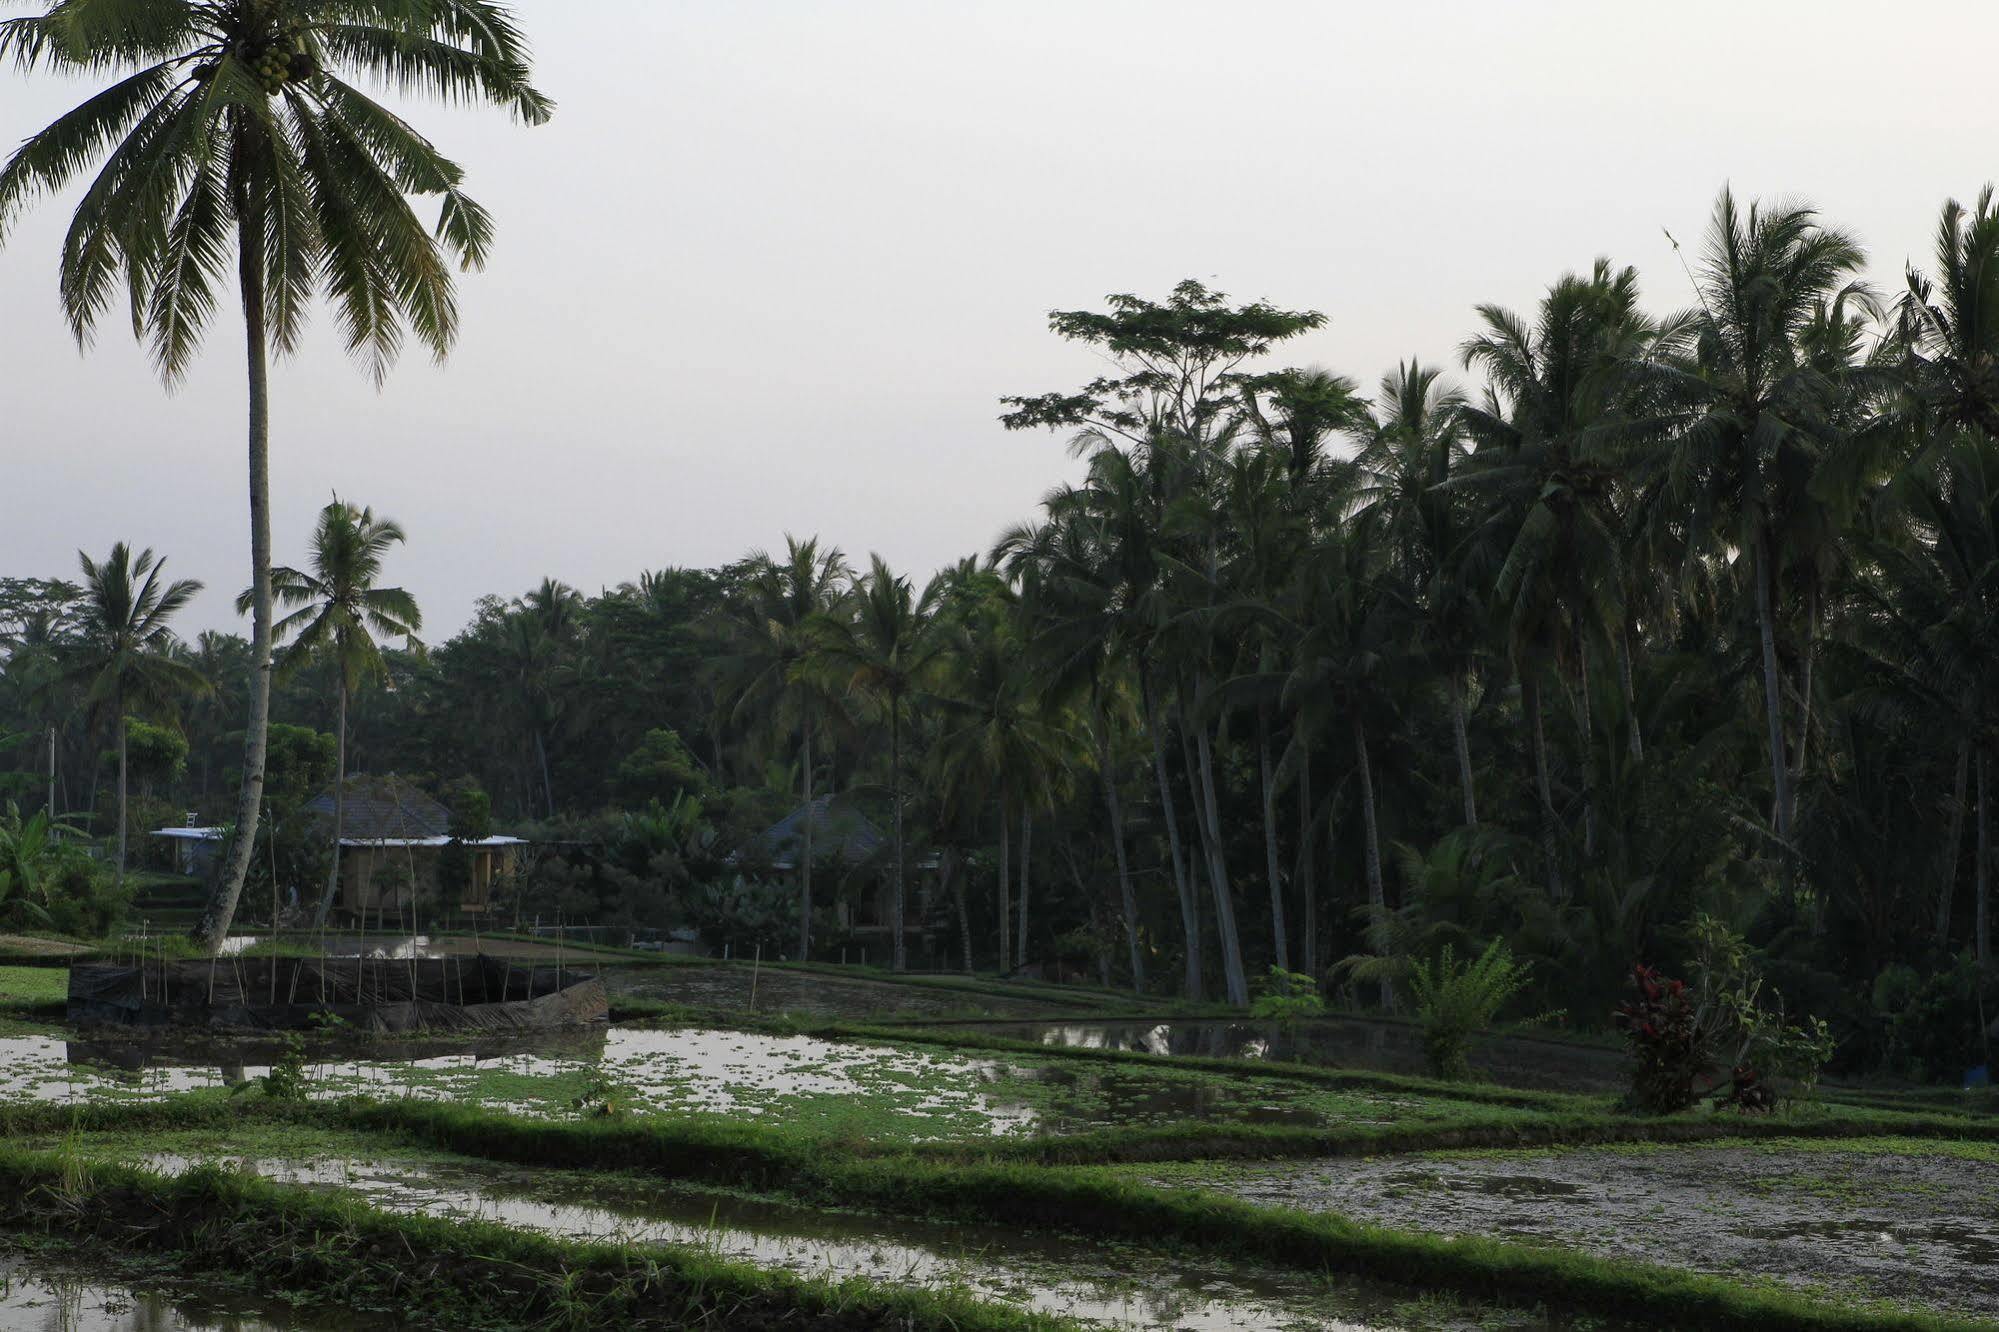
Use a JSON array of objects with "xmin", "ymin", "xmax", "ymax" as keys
[
  {"xmin": 243, "ymin": 1032, "xmax": 310, "ymax": 1102},
  {"xmin": 1873, "ymin": 957, "xmax": 1996, "ymax": 1084},
  {"xmin": 1617, "ymin": 914, "xmax": 1837, "ymax": 1114},
  {"xmin": 1251, "ymin": 967, "xmax": 1326, "ymax": 1024},
  {"xmin": 1614, "ymin": 964, "xmax": 1708, "ymax": 1112},
  {"xmin": 1408, "ymin": 941, "xmax": 1531, "ymax": 1082}
]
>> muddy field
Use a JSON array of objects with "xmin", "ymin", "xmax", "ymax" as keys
[
  {"xmin": 136, "ymin": 1147, "xmax": 1411, "ymax": 1330},
  {"xmin": 1154, "ymin": 1137, "xmax": 1999, "ymax": 1318}
]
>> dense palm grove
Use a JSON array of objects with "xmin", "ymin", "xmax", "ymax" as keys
[{"xmin": 5, "ymin": 188, "xmax": 1999, "ymax": 1079}]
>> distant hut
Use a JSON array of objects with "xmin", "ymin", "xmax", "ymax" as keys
[
  {"xmin": 737, "ymin": 796, "xmax": 941, "ymax": 963},
  {"xmin": 308, "ymin": 775, "xmax": 526, "ymax": 924}
]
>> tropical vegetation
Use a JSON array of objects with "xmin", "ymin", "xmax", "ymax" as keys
[
  {"xmin": 0, "ymin": 0, "xmax": 550, "ymax": 952},
  {"xmin": 3, "ymin": 188, "xmax": 1999, "ymax": 1084}
]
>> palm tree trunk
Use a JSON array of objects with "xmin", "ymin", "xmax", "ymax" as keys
[
  {"xmin": 1296, "ymin": 766, "xmax": 1317, "ymax": 979},
  {"xmin": 1522, "ymin": 671, "xmax": 1563, "ymax": 901},
  {"xmin": 114, "ymin": 695, "xmax": 127, "ymax": 884},
  {"xmin": 1141, "ymin": 672, "xmax": 1201, "ymax": 1001},
  {"xmin": 1258, "ymin": 703, "xmax": 1289, "ymax": 972},
  {"xmin": 535, "ymin": 729, "xmax": 556, "ymax": 820},
  {"xmin": 195, "ymin": 215, "xmax": 275, "ymax": 955},
  {"xmin": 1785, "ymin": 583, "xmax": 1819, "ymax": 834},
  {"xmin": 798, "ymin": 717, "xmax": 813, "ymax": 961},
  {"xmin": 1353, "ymin": 710, "xmax": 1392, "ymax": 1010},
  {"xmin": 1096, "ymin": 724, "xmax": 1145, "ymax": 994},
  {"xmin": 1940, "ymin": 738, "xmax": 1971, "ymax": 944},
  {"xmin": 1015, "ymin": 810, "xmax": 1031, "ymax": 968},
  {"xmin": 1188, "ymin": 694, "xmax": 1248, "ymax": 1008},
  {"xmin": 1578, "ymin": 626, "xmax": 1596, "ymax": 860},
  {"xmin": 890, "ymin": 702, "xmax": 906, "ymax": 972},
  {"xmin": 314, "ymin": 674, "xmax": 349, "ymax": 927},
  {"xmin": 1753, "ymin": 532, "xmax": 1793, "ymax": 852},
  {"xmin": 1620, "ymin": 626, "xmax": 1644, "ymax": 762},
  {"xmin": 948, "ymin": 849, "xmax": 973, "ymax": 974},
  {"xmin": 85, "ymin": 736, "xmax": 99, "ymax": 828},
  {"xmin": 996, "ymin": 790, "xmax": 1010, "ymax": 974},
  {"xmin": 1978, "ymin": 747, "xmax": 1991, "ymax": 971},
  {"xmin": 1450, "ymin": 672, "xmax": 1478, "ymax": 827}
]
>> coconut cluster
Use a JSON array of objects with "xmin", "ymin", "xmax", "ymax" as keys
[{"xmin": 243, "ymin": 40, "xmax": 316, "ymax": 95}]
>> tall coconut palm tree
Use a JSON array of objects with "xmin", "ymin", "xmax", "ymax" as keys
[
  {"xmin": 1851, "ymin": 436, "xmax": 1999, "ymax": 964},
  {"xmin": 1216, "ymin": 444, "xmax": 1310, "ymax": 973},
  {"xmin": 245, "ymin": 498, "xmax": 419, "ymax": 926},
  {"xmin": 181, "ymin": 629, "xmax": 249, "ymax": 806},
  {"xmin": 507, "ymin": 578, "xmax": 582, "ymax": 819},
  {"xmin": 1032, "ymin": 443, "xmax": 1207, "ymax": 999},
  {"xmin": 998, "ymin": 505, "xmax": 1148, "ymax": 990},
  {"xmin": 1237, "ymin": 366, "xmax": 1365, "ymax": 482},
  {"xmin": 1458, "ymin": 261, "xmax": 1660, "ymax": 897},
  {"xmin": 930, "ymin": 589, "xmax": 1074, "ymax": 975},
  {"xmin": 1280, "ymin": 519, "xmax": 1407, "ymax": 1002},
  {"xmin": 64, "ymin": 544, "xmax": 208, "ymax": 882},
  {"xmin": 1352, "ymin": 361, "xmax": 1479, "ymax": 826},
  {"xmin": 1902, "ymin": 186, "xmax": 1999, "ymax": 444},
  {"xmin": 1652, "ymin": 191, "xmax": 1871, "ymax": 856},
  {"xmin": 809, "ymin": 556, "xmax": 947, "ymax": 971},
  {"xmin": 0, "ymin": 0, "xmax": 549, "ymax": 953},
  {"xmin": 721, "ymin": 536, "xmax": 850, "ymax": 960}
]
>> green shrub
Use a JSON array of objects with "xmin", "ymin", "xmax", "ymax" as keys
[
  {"xmin": 1619, "ymin": 915, "xmax": 1838, "ymax": 1114},
  {"xmin": 1250, "ymin": 967, "xmax": 1326, "ymax": 1024},
  {"xmin": 1873, "ymin": 956, "xmax": 1995, "ymax": 1084},
  {"xmin": 1408, "ymin": 941, "xmax": 1530, "ymax": 1081},
  {"xmin": 245, "ymin": 1032, "xmax": 310, "ymax": 1102}
]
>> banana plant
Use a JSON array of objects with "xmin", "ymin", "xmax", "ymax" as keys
[{"xmin": 0, "ymin": 804, "xmax": 84, "ymax": 926}]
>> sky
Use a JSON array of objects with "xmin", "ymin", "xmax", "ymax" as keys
[{"xmin": 2, "ymin": 0, "xmax": 1995, "ymax": 639}]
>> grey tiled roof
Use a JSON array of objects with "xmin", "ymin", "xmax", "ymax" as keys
[
  {"xmin": 741, "ymin": 796, "xmax": 884, "ymax": 869},
  {"xmin": 306, "ymin": 775, "xmax": 451, "ymax": 841}
]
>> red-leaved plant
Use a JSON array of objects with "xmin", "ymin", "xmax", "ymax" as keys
[{"xmin": 1613, "ymin": 964, "xmax": 1713, "ymax": 1113}]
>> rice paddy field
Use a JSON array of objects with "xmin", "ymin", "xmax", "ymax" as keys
[{"xmin": 0, "ymin": 950, "xmax": 1993, "ymax": 1331}]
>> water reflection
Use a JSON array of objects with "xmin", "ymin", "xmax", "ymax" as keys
[
  {"xmin": 9, "ymin": 1028, "xmax": 1039, "ymax": 1135},
  {"xmin": 0, "ymin": 1247, "xmax": 383, "ymax": 1330}
]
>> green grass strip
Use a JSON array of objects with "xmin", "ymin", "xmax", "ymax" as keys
[
  {"xmin": 0, "ymin": 1141, "xmax": 1077, "ymax": 1332},
  {"xmin": 22, "ymin": 1098, "xmax": 1997, "ymax": 1332}
]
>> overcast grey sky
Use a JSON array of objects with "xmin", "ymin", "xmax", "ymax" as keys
[{"xmin": 3, "ymin": 0, "xmax": 1993, "ymax": 638}]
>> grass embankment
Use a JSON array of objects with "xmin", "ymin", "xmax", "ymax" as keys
[
  {"xmin": 0, "ymin": 1141, "xmax": 1077, "ymax": 1332},
  {"xmin": 12, "ymin": 1093, "xmax": 1999, "ymax": 1331},
  {"xmin": 0, "ymin": 964, "xmax": 69, "ymax": 1020},
  {"xmin": 822, "ymin": 1020, "xmax": 1585, "ymax": 1109}
]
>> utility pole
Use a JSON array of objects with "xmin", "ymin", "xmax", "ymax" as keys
[{"xmin": 46, "ymin": 724, "xmax": 56, "ymax": 832}]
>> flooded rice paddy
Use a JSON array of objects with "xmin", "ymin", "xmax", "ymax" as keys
[
  {"xmin": 1148, "ymin": 1137, "xmax": 1999, "ymax": 1319},
  {"xmin": 123, "ymin": 1145, "xmax": 1575, "ymax": 1331},
  {"xmin": 978, "ymin": 1019, "xmax": 1627, "ymax": 1093},
  {"xmin": 0, "ymin": 1242, "xmax": 384, "ymax": 1330},
  {"xmin": 1, "ymin": 1024, "xmax": 1469, "ymax": 1139}
]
